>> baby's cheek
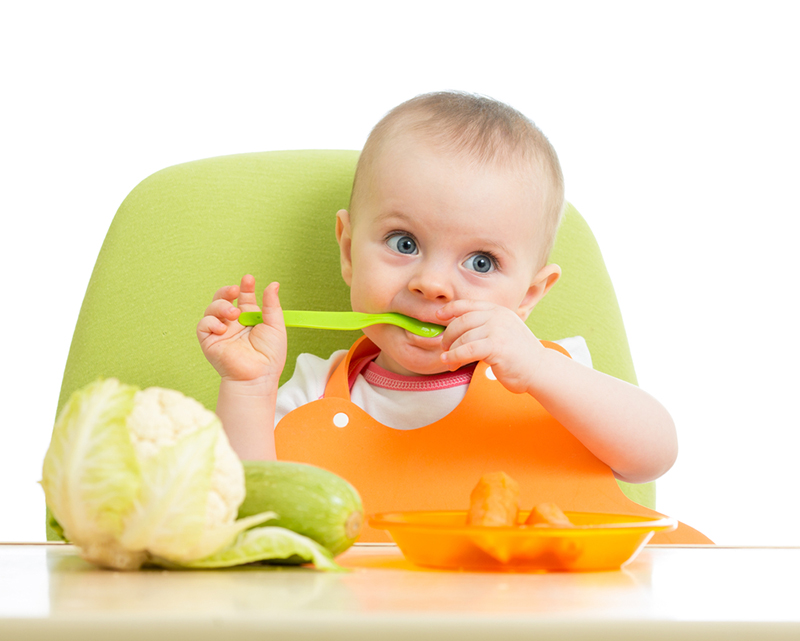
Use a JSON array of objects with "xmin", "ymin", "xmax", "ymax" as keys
[{"xmin": 360, "ymin": 324, "xmax": 393, "ymax": 350}]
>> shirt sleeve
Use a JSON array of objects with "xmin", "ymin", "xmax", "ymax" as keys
[
  {"xmin": 274, "ymin": 350, "xmax": 348, "ymax": 427},
  {"xmin": 551, "ymin": 336, "xmax": 593, "ymax": 369}
]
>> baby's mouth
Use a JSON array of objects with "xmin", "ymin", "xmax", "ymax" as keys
[
  {"xmin": 402, "ymin": 309, "xmax": 446, "ymax": 326},
  {"xmin": 400, "ymin": 313, "xmax": 446, "ymax": 340},
  {"xmin": 403, "ymin": 325, "xmax": 444, "ymax": 346}
]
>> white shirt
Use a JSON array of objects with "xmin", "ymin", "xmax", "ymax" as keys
[{"xmin": 275, "ymin": 336, "xmax": 592, "ymax": 431}]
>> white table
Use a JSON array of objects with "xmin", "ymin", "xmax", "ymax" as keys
[{"xmin": 1, "ymin": 543, "xmax": 799, "ymax": 640}]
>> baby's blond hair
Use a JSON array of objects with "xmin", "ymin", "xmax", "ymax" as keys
[{"xmin": 350, "ymin": 91, "xmax": 565, "ymax": 268}]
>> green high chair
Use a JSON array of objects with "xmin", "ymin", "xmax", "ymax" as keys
[{"xmin": 48, "ymin": 149, "xmax": 702, "ymax": 542}]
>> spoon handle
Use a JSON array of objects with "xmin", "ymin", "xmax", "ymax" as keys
[
  {"xmin": 238, "ymin": 310, "xmax": 388, "ymax": 330},
  {"xmin": 283, "ymin": 310, "xmax": 382, "ymax": 331}
]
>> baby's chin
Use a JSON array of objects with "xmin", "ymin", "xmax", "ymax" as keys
[
  {"xmin": 361, "ymin": 326, "xmax": 445, "ymax": 375},
  {"xmin": 373, "ymin": 350, "xmax": 449, "ymax": 377}
]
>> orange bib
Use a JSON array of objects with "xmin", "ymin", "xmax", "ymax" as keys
[{"xmin": 275, "ymin": 337, "xmax": 710, "ymax": 543}]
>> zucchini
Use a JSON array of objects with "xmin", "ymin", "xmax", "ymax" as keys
[{"xmin": 238, "ymin": 460, "xmax": 363, "ymax": 556}]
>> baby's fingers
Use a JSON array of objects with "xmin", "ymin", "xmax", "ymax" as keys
[
  {"xmin": 204, "ymin": 298, "xmax": 241, "ymax": 322},
  {"xmin": 211, "ymin": 284, "xmax": 240, "ymax": 303},
  {"xmin": 441, "ymin": 337, "xmax": 492, "ymax": 370},
  {"xmin": 236, "ymin": 274, "xmax": 260, "ymax": 310},
  {"xmin": 439, "ymin": 311, "xmax": 491, "ymax": 351},
  {"xmin": 260, "ymin": 282, "xmax": 283, "ymax": 327},
  {"xmin": 437, "ymin": 299, "xmax": 494, "ymax": 322},
  {"xmin": 197, "ymin": 314, "xmax": 228, "ymax": 337}
]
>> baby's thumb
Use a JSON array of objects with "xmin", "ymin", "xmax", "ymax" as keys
[{"xmin": 261, "ymin": 282, "xmax": 284, "ymax": 327}]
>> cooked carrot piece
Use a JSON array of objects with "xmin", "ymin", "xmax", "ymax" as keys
[
  {"xmin": 524, "ymin": 502, "xmax": 573, "ymax": 527},
  {"xmin": 466, "ymin": 472, "xmax": 520, "ymax": 526}
]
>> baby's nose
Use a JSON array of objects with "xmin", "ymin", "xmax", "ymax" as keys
[{"xmin": 408, "ymin": 265, "xmax": 454, "ymax": 301}]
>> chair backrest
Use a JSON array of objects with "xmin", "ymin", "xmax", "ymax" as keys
[{"xmin": 55, "ymin": 150, "xmax": 653, "ymax": 522}]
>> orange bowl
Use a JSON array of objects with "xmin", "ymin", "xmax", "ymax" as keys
[{"xmin": 368, "ymin": 510, "xmax": 676, "ymax": 572}]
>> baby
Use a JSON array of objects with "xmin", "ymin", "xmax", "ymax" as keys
[{"xmin": 197, "ymin": 91, "xmax": 677, "ymax": 486}]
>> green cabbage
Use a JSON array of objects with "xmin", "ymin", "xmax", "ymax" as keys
[{"xmin": 42, "ymin": 379, "xmax": 341, "ymax": 572}]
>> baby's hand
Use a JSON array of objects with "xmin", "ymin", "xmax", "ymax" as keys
[
  {"xmin": 196, "ymin": 275, "xmax": 287, "ymax": 386},
  {"xmin": 437, "ymin": 300, "xmax": 546, "ymax": 394}
]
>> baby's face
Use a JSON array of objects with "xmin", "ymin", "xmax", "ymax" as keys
[{"xmin": 337, "ymin": 133, "xmax": 552, "ymax": 376}]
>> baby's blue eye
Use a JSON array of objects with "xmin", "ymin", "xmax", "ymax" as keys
[
  {"xmin": 387, "ymin": 234, "xmax": 418, "ymax": 255},
  {"xmin": 464, "ymin": 254, "xmax": 495, "ymax": 274}
]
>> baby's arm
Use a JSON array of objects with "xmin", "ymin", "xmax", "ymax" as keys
[
  {"xmin": 196, "ymin": 275, "xmax": 286, "ymax": 460},
  {"xmin": 513, "ymin": 347, "xmax": 677, "ymax": 483},
  {"xmin": 437, "ymin": 301, "xmax": 677, "ymax": 484}
]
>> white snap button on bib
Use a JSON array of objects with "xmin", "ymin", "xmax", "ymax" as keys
[
  {"xmin": 333, "ymin": 412, "xmax": 349, "ymax": 428},
  {"xmin": 485, "ymin": 366, "xmax": 497, "ymax": 380}
]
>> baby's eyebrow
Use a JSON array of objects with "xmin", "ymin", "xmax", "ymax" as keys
[
  {"xmin": 374, "ymin": 210, "xmax": 414, "ymax": 226},
  {"xmin": 474, "ymin": 238, "xmax": 514, "ymax": 259}
]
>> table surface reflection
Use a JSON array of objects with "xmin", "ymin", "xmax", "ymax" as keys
[{"xmin": 1, "ymin": 543, "xmax": 799, "ymax": 640}]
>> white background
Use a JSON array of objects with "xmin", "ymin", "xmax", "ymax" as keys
[{"xmin": 2, "ymin": 1, "xmax": 798, "ymax": 545}]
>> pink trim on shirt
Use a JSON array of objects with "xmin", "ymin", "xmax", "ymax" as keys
[{"xmin": 362, "ymin": 360, "xmax": 476, "ymax": 391}]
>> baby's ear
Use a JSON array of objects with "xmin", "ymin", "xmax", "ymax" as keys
[
  {"xmin": 335, "ymin": 209, "xmax": 353, "ymax": 286},
  {"xmin": 517, "ymin": 263, "xmax": 561, "ymax": 319}
]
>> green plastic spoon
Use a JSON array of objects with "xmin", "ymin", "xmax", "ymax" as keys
[{"xmin": 238, "ymin": 310, "xmax": 444, "ymax": 338}]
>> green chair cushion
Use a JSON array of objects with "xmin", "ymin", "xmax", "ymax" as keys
[{"xmin": 48, "ymin": 150, "xmax": 652, "ymax": 539}]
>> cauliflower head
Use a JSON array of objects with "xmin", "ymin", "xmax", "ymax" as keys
[
  {"xmin": 126, "ymin": 387, "xmax": 244, "ymax": 528},
  {"xmin": 42, "ymin": 379, "xmax": 273, "ymax": 570}
]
